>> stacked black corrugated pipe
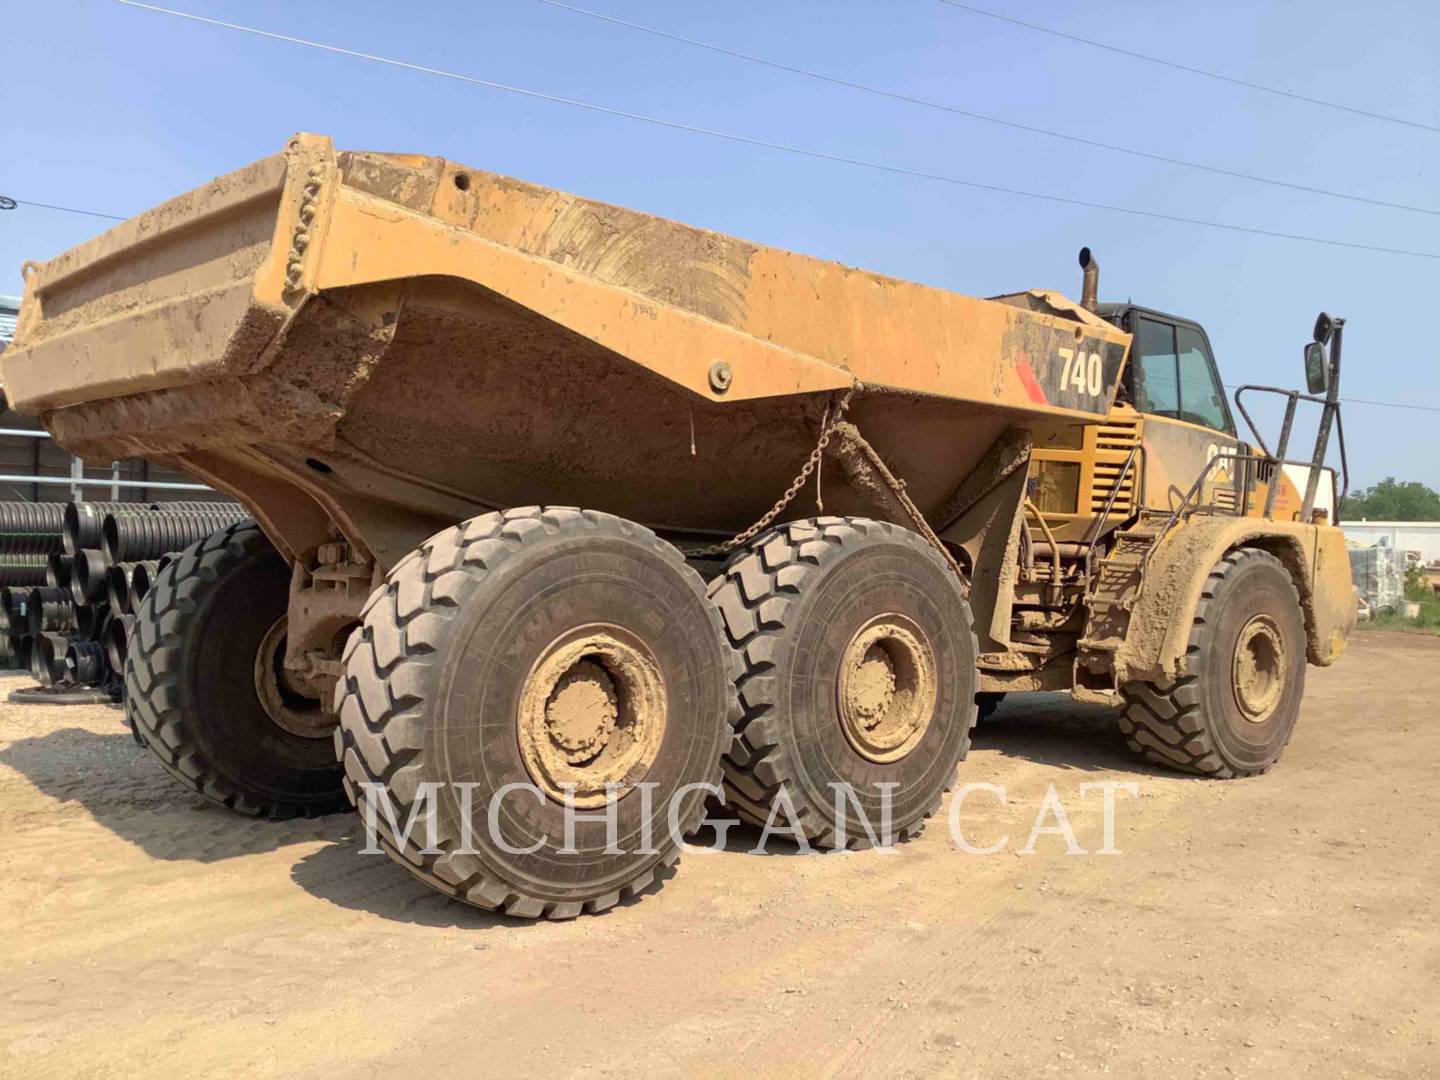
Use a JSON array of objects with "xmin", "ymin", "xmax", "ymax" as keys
[
  {"xmin": 0, "ymin": 501, "xmax": 67, "ymax": 672},
  {"xmin": 0, "ymin": 502, "xmax": 65, "ymax": 556},
  {"xmin": 106, "ymin": 558, "xmax": 168, "ymax": 616},
  {"xmin": 0, "ymin": 555, "xmax": 50, "ymax": 587},
  {"xmin": 2, "ymin": 499, "xmax": 248, "ymax": 693},
  {"xmin": 101, "ymin": 505, "xmax": 250, "ymax": 564}
]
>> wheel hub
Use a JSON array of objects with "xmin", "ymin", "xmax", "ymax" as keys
[
  {"xmin": 545, "ymin": 660, "xmax": 618, "ymax": 763},
  {"xmin": 837, "ymin": 614, "xmax": 937, "ymax": 763},
  {"xmin": 253, "ymin": 615, "xmax": 333, "ymax": 739},
  {"xmin": 518, "ymin": 624, "xmax": 667, "ymax": 807},
  {"xmin": 1232, "ymin": 613, "xmax": 1287, "ymax": 723}
]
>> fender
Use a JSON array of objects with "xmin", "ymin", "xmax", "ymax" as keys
[{"xmin": 1114, "ymin": 516, "xmax": 1356, "ymax": 684}]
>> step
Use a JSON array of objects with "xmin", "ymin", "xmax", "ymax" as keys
[{"xmin": 1094, "ymin": 558, "xmax": 1140, "ymax": 576}]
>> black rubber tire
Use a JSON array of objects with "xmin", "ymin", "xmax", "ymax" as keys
[
  {"xmin": 975, "ymin": 692, "xmax": 1005, "ymax": 726},
  {"xmin": 1119, "ymin": 548, "xmax": 1306, "ymax": 778},
  {"xmin": 707, "ymin": 517, "xmax": 977, "ymax": 847},
  {"xmin": 126, "ymin": 521, "xmax": 346, "ymax": 817},
  {"xmin": 333, "ymin": 507, "xmax": 737, "ymax": 920}
]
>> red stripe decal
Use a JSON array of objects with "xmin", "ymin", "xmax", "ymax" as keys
[{"xmin": 1015, "ymin": 357, "xmax": 1048, "ymax": 404}]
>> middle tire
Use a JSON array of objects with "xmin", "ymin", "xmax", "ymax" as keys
[
  {"xmin": 334, "ymin": 507, "xmax": 736, "ymax": 919},
  {"xmin": 708, "ymin": 517, "xmax": 977, "ymax": 847}
]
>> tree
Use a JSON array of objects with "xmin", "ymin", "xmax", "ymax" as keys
[{"xmin": 1341, "ymin": 477, "xmax": 1440, "ymax": 521}]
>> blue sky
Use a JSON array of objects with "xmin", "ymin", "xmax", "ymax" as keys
[{"xmin": 3, "ymin": 0, "xmax": 1437, "ymax": 488}]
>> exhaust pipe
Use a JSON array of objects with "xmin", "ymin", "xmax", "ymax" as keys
[{"xmin": 1078, "ymin": 247, "xmax": 1099, "ymax": 312}]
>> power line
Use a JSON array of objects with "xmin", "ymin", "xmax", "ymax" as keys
[
  {"xmin": 937, "ymin": 0, "xmax": 1440, "ymax": 135},
  {"xmin": 111, "ymin": 1, "xmax": 1440, "ymax": 261},
  {"xmin": 1341, "ymin": 396, "xmax": 1440, "ymax": 414},
  {"xmin": 531, "ymin": 0, "xmax": 1440, "ymax": 218},
  {"xmin": 4, "ymin": 198, "xmax": 126, "ymax": 221}
]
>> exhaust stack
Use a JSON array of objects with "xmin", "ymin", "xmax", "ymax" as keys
[{"xmin": 1078, "ymin": 247, "xmax": 1099, "ymax": 312}]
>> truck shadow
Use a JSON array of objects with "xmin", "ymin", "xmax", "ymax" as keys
[
  {"xmin": 1, "ymin": 692, "xmax": 1165, "ymax": 928},
  {"xmin": 286, "ymin": 832, "xmax": 618, "ymax": 929},
  {"xmin": 969, "ymin": 692, "xmax": 1167, "ymax": 776},
  {"xmin": 0, "ymin": 726, "xmax": 351, "ymax": 864}
]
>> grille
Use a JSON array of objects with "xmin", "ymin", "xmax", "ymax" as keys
[{"xmin": 1089, "ymin": 419, "xmax": 1141, "ymax": 514}]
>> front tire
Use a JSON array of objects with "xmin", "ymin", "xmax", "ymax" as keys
[
  {"xmin": 126, "ymin": 521, "xmax": 346, "ymax": 817},
  {"xmin": 1120, "ymin": 548, "xmax": 1307, "ymax": 777},
  {"xmin": 334, "ymin": 508, "xmax": 736, "ymax": 919}
]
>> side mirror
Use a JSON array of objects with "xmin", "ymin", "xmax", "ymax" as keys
[
  {"xmin": 1313, "ymin": 312, "xmax": 1334, "ymax": 345},
  {"xmin": 1304, "ymin": 341, "xmax": 1331, "ymax": 395}
]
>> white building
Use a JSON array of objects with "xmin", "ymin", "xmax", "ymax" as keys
[
  {"xmin": 0, "ymin": 294, "xmax": 19, "ymax": 349},
  {"xmin": 1343, "ymin": 522, "xmax": 1440, "ymax": 563}
]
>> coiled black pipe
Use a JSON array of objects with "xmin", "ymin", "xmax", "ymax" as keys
[
  {"xmin": 101, "ymin": 507, "xmax": 250, "ymax": 564},
  {"xmin": 63, "ymin": 502, "xmax": 142, "ymax": 557},
  {"xmin": 105, "ymin": 615, "xmax": 134, "ymax": 674},
  {"xmin": 66, "ymin": 640, "xmax": 107, "ymax": 687},
  {"xmin": 2, "ymin": 588, "xmax": 29, "ymax": 633},
  {"xmin": 107, "ymin": 564, "xmax": 131, "ymax": 614},
  {"xmin": 46, "ymin": 553, "xmax": 72, "ymax": 590},
  {"xmin": 31, "ymin": 631, "xmax": 69, "ymax": 688},
  {"xmin": 76, "ymin": 602, "xmax": 111, "ymax": 642},
  {"xmin": 0, "ymin": 555, "xmax": 51, "ymax": 587},
  {"xmin": 148, "ymin": 500, "xmax": 243, "ymax": 512},
  {"xmin": 27, "ymin": 587, "xmax": 75, "ymax": 635},
  {"xmin": 7, "ymin": 633, "xmax": 33, "ymax": 672},
  {"xmin": 0, "ymin": 502, "xmax": 66, "ymax": 555},
  {"xmin": 128, "ymin": 559, "xmax": 165, "ymax": 612},
  {"xmin": 71, "ymin": 549, "xmax": 109, "ymax": 605}
]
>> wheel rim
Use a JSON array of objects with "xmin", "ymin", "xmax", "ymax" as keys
[
  {"xmin": 1232, "ymin": 613, "xmax": 1287, "ymax": 723},
  {"xmin": 517, "ymin": 623, "xmax": 668, "ymax": 808},
  {"xmin": 253, "ymin": 615, "xmax": 333, "ymax": 739},
  {"xmin": 836, "ymin": 613, "xmax": 938, "ymax": 763}
]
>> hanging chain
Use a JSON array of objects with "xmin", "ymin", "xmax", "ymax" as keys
[{"xmin": 691, "ymin": 383, "xmax": 860, "ymax": 557}]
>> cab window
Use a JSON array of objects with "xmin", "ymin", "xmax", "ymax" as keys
[
  {"xmin": 1132, "ymin": 318, "xmax": 1179, "ymax": 417},
  {"xmin": 1129, "ymin": 316, "xmax": 1233, "ymax": 434},
  {"xmin": 1176, "ymin": 326, "xmax": 1232, "ymax": 433}
]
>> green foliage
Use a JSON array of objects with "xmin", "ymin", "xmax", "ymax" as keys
[
  {"xmin": 1362, "ymin": 568, "xmax": 1440, "ymax": 634},
  {"xmin": 1342, "ymin": 478, "xmax": 1440, "ymax": 521},
  {"xmin": 1405, "ymin": 565, "xmax": 1432, "ymax": 603},
  {"xmin": 1364, "ymin": 601, "xmax": 1440, "ymax": 633}
]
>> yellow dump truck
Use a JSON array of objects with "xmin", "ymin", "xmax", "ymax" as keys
[{"xmin": 2, "ymin": 134, "xmax": 1355, "ymax": 917}]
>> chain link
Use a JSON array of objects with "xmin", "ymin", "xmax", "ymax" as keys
[{"xmin": 691, "ymin": 383, "xmax": 859, "ymax": 557}]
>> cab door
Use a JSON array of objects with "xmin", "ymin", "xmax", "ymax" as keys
[{"xmin": 1124, "ymin": 312, "xmax": 1245, "ymax": 514}]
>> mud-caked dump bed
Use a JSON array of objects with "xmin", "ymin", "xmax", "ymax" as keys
[{"xmin": 3, "ymin": 133, "xmax": 1130, "ymax": 565}]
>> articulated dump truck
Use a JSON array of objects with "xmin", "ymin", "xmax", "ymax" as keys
[{"xmin": 3, "ymin": 134, "xmax": 1355, "ymax": 918}]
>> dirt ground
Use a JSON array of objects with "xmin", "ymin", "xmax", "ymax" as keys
[{"xmin": 1, "ymin": 631, "xmax": 1436, "ymax": 1079}]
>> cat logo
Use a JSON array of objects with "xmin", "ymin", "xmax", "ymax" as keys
[{"xmin": 1205, "ymin": 442, "xmax": 1232, "ymax": 485}]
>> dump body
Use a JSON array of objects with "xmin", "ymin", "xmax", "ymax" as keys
[{"xmin": 4, "ymin": 134, "xmax": 1130, "ymax": 566}]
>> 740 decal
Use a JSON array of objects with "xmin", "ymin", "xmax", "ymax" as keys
[{"xmin": 1057, "ymin": 347, "xmax": 1105, "ymax": 398}]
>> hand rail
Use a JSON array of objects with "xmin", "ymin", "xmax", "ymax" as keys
[
  {"xmin": 1138, "ymin": 450, "xmax": 1338, "ymax": 577},
  {"xmin": 1232, "ymin": 384, "xmax": 1349, "ymax": 520},
  {"xmin": 1081, "ymin": 441, "xmax": 1141, "ymax": 586}
]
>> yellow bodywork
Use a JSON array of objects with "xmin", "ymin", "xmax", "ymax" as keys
[{"xmin": 1117, "ymin": 515, "xmax": 1355, "ymax": 683}]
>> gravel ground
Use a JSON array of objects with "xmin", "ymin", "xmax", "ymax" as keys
[{"xmin": 0, "ymin": 631, "xmax": 1436, "ymax": 1079}]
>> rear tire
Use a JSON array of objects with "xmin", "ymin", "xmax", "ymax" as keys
[
  {"xmin": 334, "ymin": 508, "xmax": 736, "ymax": 919},
  {"xmin": 126, "ymin": 521, "xmax": 345, "ymax": 817},
  {"xmin": 708, "ymin": 517, "xmax": 977, "ymax": 847},
  {"xmin": 1119, "ymin": 548, "xmax": 1306, "ymax": 777}
]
